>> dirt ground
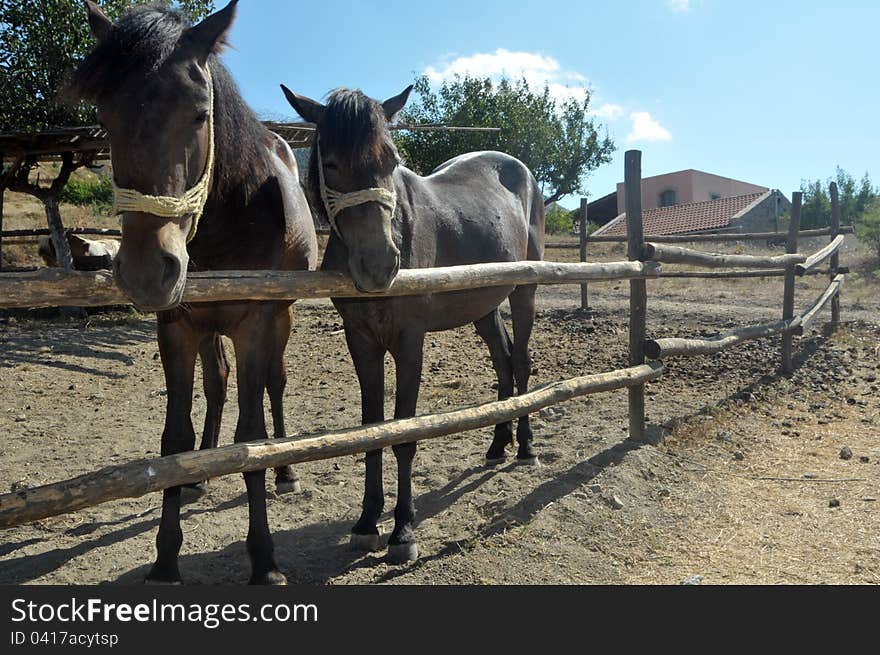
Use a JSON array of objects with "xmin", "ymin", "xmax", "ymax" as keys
[{"xmin": 0, "ymin": 233, "xmax": 878, "ymax": 585}]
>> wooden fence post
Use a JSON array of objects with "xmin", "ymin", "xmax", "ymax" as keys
[
  {"xmin": 579, "ymin": 196, "xmax": 589, "ymax": 310},
  {"xmin": 781, "ymin": 191, "xmax": 802, "ymax": 374},
  {"xmin": 0, "ymin": 151, "xmax": 6, "ymax": 271},
  {"xmin": 625, "ymin": 150, "xmax": 647, "ymax": 441},
  {"xmin": 829, "ymin": 182, "xmax": 841, "ymax": 324}
]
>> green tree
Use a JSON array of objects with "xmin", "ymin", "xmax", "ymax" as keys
[
  {"xmin": 395, "ymin": 75, "xmax": 615, "ymax": 206},
  {"xmin": 0, "ymin": 0, "xmax": 215, "ymax": 132},
  {"xmin": 855, "ymin": 198, "xmax": 880, "ymax": 261},
  {"xmin": 799, "ymin": 168, "xmax": 876, "ymax": 229},
  {"xmin": 544, "ymin": 204, "xmax": 573, "ymax": 235}
]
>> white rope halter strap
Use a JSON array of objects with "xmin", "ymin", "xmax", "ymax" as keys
[
  {"xmin": 112, "ymin": 68, "xmax": 215, "ymax": 244},
  {"xmin": 316, "ymin": 137, "xmax": 397, "ymax": 239}
]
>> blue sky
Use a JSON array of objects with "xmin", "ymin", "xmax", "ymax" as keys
[{"xmin": 219, "ymin": 0, "xmax": 877, "ymax": 209}]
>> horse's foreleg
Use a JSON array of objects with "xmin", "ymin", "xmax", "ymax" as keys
[
  {"xmin": 146, "ymin": 318, "xmax": 199, "ymax": 585},
  {"xmin": 475, "ymin": 309, "xmax": 515, "ymax": 464},
  {"xmin": 345, "ymin": 326, "xmax": 386, "ymax": 552},
  {"xmin": 231, "ymin": 308, "xmax": 284, "ymax": 585},
  {"xmin": 387, "ymin": 329, "xmax": 425, "ymax": 564},
  {"xmin": 510, "ymin": 284, "xmax": 538, "ymax": 463},
  {"xmin": 266, "ymin": 305, "xmax": 299, "ymax": 493}
]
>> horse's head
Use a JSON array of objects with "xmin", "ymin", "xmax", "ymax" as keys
[
  {"xmin": 69, "ymin": 0, "xmax": 239, "ymax": 311},
  {"xmin": 282, "ymin": 85, "xmax": 413, "ymax": 293}
]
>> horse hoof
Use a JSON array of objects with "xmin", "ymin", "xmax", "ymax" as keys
[
  {"xmin": 144, "ymin": 577, "xmax": 182, "ymax": 586},
  {"xmin": 485, "ymin": 455, "xmax": 506, "ymax": 467},
  {"xmin": 387, "ymin": 542, "xmax": 419, "ymax": 564},
  {"xmin": 250, "ymin": 570, "xmax": 287, "ymax": 586},
  {"xmin": 349, "ymin": 533, "xmax": 381, "ymax": 552},
  {"xmin": 516, "ymin": 456, "xmax": 540, "ymax": 467},
  {"xmin": 275, "ymin": 479, "xmax": 302, "ymax": 495}
]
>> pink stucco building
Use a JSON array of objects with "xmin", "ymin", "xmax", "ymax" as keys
[{"xmin": 615, "ymin": 169, "xmax": 768, "ymax": 215}]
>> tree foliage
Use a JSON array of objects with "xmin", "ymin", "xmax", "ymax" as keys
[
  {"xmin": 395, "ymin": 75, "xmax": 615, "ymax": 206},
  {"xmin": 0, "ymin": 0, "xmax": 215, "ymax": 132},
  {"xmin": 544, "ymin": 204, "xmax": 573, "ymax": 235},
  {"xmin": 854, "ymin": 198, "xmax": 880, "ymax": 260},
  {"xmin": 799, "ymin": 168, "xmax": 876, "ymax": 229}
]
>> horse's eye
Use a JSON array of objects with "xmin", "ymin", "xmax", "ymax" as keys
[
  {"xmin": 324, "ymin": 161, "xmax": 339, "ymax": 171},
  {"xmin": 194, "ymin": 111, "xmax": 209, "ymax": 125}
]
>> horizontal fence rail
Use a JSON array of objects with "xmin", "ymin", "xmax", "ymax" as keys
[
  {"xmin": 0, "ymin": 362, "xmax": 664, "ymax": 529},
  {"xmin": 0, "ymin": 260, "xmax": 662, "ymax": 309},
  {"xmin": 644, "ymin": 320, "xmax": 794, "ymax": 360},
  {"xmin": 795, "ymin": 234, "xmax": 844, "ymax": 276},
  {"xmin": 545, "ymin": 226, "xmax": 853, "ymax": 247},
  {"xmin": 645, "ymin": 269, "xmax": 846, "ymax": 359},
  {"xmin": 792, "ymin": 274, "xmax": 844, "ymax": 336},
  {"xmin": 643, "ymin": 243, "xmax": 807, "ymax": 269},
  {"xmin": 657, "ymin": 266, "xmax": 847, "ymax": 279}
]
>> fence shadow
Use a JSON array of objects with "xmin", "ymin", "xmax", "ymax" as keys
[
  {"xmin": 0, "ymin": 319, "xmax": 154, "ymax": 379},
  {"xmin": 0, "ymin": 494, "xmax": 247, "ymax": 585}
]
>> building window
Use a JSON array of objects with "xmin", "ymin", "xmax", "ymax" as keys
[
  {"xmin": 659, "ymin": 189, "xmax": 677, "ymax": 207},
  {"xmin": 710, "ymin": 192, "xmax": 721, "ymax": 200}
]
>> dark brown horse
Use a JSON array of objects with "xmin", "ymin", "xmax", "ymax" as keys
[
  {"xmin": 283, "ymin": 85, "xmax": 545, "ymax": 563},
  {"xmin": 70, "ymin": 1, "xmax": 317, "ymax": 584}
]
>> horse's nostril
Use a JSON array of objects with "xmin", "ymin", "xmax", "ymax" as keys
[{"xmin": 161, "ymin": 254, "xmax": 181, "ymax": 289}]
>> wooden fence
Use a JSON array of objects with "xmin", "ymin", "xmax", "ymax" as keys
[{"xmin": 0, "ymin": 150, "xmax": 847, "ymax": 529}]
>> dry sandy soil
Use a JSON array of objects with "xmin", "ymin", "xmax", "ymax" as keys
[{"xmin": 0, "ymin": 231, "xmax": 878, "ymax": 585}]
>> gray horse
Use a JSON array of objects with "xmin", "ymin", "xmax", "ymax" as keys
[{"xmin": 283, "ymin": 84, "xmax": 545, "ymax": 563}]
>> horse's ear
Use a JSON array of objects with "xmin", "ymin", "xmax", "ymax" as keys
[
  {"xmin": 83, "ymin": 1, "xmax": 113, "ymax": 42},
  {"xmin": 382, "ymin": 85, "xmax": 413, "ymax": 122},
  {"xmin": 280, "ymin": 85, "xmax": 325, "ymax": 125},
  {"xmin": 184, "ymin": 0, "xmax": 239, "ymax": 65}
]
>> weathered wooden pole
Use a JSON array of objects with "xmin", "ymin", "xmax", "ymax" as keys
[
  {"xmin": 0, "ymin": 362, "xmax": 665, "ymax": 528},
  {"xmin": 0, "ymin": 157, "xmax": 5, "ymax": 272},
  {"xmin": 579, "ymin": 196, "xmax": 589, "ymax": 310},
  {"xmin": 781, "ymin": 191, "xmax": 802, "ymax": 374},
  {"xmin": 829, "ymin": 182, "xmax": 841, "ymax": 324},
  {"xmin": 625, "ymin": 150, "xmax": 647, "ymax": 441}
]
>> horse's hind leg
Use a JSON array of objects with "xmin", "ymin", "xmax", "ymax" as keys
[
  {"xmin": 267, "ymin": 305, "xmax": 299, "ymax": 494},
  {"xmin": 387, "ymin": 328, "xmax": 425, "ymax": 564},
  {"xmin": 474, "ymin": 309, "xmax": 515, "ymax": 464},
  {"xmin": 510, "ymin": 284, "xmax": 538, "ymax": 464},
  {"xmin": 181, "ymin": 333, "xmax": 228, "ymax": 498},
  {"xmin": 199, "ymin": 333, "xmax": 228, "ymax": 451},
  {"xmin": 147, "ymin": 318, "xmax": 199, "ymax": 584}
]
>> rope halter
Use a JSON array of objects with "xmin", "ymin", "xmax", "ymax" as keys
[
  {"xmin": 112, "ymin": 68, "xmax": 215, "ymax": 244},
  {"xmin": 316, "ymin": 138, "xmax": 397, "ymax": 239}
]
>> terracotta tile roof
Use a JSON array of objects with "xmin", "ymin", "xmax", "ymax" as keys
[{"xmin": 596, "ymin": 192, "xmax": 768, "ymax": 237}]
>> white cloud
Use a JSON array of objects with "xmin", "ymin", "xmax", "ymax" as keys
[
  {"xmin": 591, "ymin": 103, "xmax": 625, "ymax": 121},
  {"xmin": 424, "ymin": 49, "xmax": 589, "ymax": 104},
  {"xmin": 423, "ymin": 50, "xmax": 670, "ymax": 143},
  {"xmin": 666, "ymin": 0, "xmax": 693, "ymax": 12},
  {"xmin": 626, "ymin": 112, "xmax": 672, "ymax": 143}
]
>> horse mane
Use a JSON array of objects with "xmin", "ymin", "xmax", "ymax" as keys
[
  {"xmin": 67, "ymin": 4, "xmax": 270, "ymax": 198},
  {"xmin": 319, "ymin": 88, "xmax": 398, "ymax": 168},
  {"xmin": 305, "ymin": 88, "xmax": 399, "ymax": 221}
]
